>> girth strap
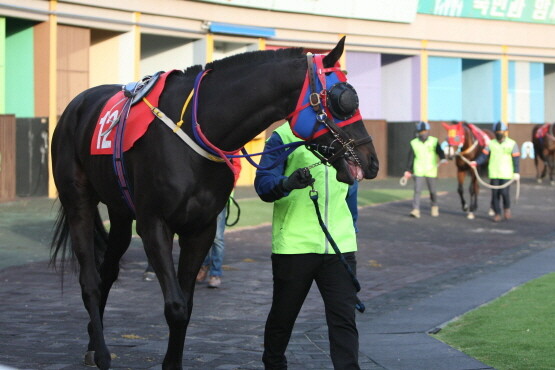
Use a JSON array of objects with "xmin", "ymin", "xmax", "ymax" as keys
[{"xmin": 113, "ymin": 98, "xmax": 136, "ymax": 216}]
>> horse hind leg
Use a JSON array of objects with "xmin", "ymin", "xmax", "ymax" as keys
[
  {"xmin": 85, "ymin": 208, "xmax": 133, "ymax": 365},
  {"xmin": 59, "ymin": 195, "xmax": 112, "ymax": 370}
]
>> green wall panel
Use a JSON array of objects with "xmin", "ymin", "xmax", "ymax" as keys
[
  {"xmin": 0, "ymin": 18, "xmax": 5, "ymax": 114},
  {"xmin": 6, "ymin": 18, "xmax": 35, "ymax": 117}
]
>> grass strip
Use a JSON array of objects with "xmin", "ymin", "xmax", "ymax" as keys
[{"xmin": 433, "ymin": 272, "xmax": 555, "ymax": 370}]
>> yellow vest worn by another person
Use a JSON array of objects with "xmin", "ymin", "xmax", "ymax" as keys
[
  {"xmin": 271, "ymin": 125, "xmax": 357, "ymax": 255},
  {"xmin": 488, "ymin": 137, "xmax": 517, "ymax": 180},
  {"xmin": 410, "ymin": 136, "xmax": 439, "ymax": 177}
]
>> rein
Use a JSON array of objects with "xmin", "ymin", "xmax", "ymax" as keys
[
  {"xmin": 186, "ymin": 53, "xmax": 371, "ymax": 174},
  {"xmin": 306, "ymin": 179, "xmax": 365, "ymax": 313},
  {"xmin": 296, "ymin": 53, "xmax": 371, "ymax": 169}
]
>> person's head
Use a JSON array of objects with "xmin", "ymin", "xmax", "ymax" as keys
[
  {"xmin": 416, "ymin": 121, "xmax": 430, "ymax": 141},
  {"xmin": 492, "ymin": 121, "xmax": 508, "ymax": 141}
]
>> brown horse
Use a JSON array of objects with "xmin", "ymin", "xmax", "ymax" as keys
[
  {"xmin": 442, "ymin": 121, "xmax": 494, "ymax": 219},
  {"xmin": 532, "ymin": 123, "xmax": 555, "ymax": 185}
]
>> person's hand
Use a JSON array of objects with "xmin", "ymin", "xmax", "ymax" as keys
[
  {"xmin": 403, "ymin": 171, "xmax": 412, "ymax": 179},
  {"xmin": 439, "ymin": 159, "xmax": 448, "ymax": 165},
  {"xmin": 469, "ymin": 161, "xmax": 478, "ymax": 167},
  {"xmin": 282, "ymin": 168, "xmax": 315, "ymax": 191},
  {"xmin": 513, "ymin": 173, "xmax": 520, "ymax": 180}
]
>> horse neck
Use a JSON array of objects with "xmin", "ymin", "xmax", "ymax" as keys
[
  {"xmin": 196, "ymin": 63, "xmax": 305, "ymax": 152},
  {"xmin": 461, "ymin": 126, "xmax": 480, "ymax": 158}
]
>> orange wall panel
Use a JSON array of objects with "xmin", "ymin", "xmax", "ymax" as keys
[
  {"xmin": 57, "ymin": 25, "xmax": 90, "ymax": 116},
  {"xmin": 363, "ymin": 120, "xmax": 387, "ymax": 179},
  {"xmin": 0, "ymin": 115, "xmax": 16, "ymax": 201},
  {"xmin": 33, "ymin": 22, "xmax": 49, "ymax": 117}
]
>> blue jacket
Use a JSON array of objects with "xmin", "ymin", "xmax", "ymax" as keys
[{"xmin": 254, "ymin": 131, "xmax": 358, "ymax": 230}]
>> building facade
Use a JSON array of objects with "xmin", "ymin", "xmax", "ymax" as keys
[{"xmin": 0, "ymin": 0, "xmax": 554, "ymax": 196}]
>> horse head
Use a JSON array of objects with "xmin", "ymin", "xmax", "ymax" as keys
[
  {"xmin": 289, "ymin": 37, "xmax": 379, "ymax": 184},
  {"xmin": 441, "ymin": 121, "xmax": 465, "ymax": 160}
]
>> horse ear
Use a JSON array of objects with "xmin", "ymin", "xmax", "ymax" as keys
[{"xmin": 323, "ymin": 36, "xmax": 346, "ymax": 68}]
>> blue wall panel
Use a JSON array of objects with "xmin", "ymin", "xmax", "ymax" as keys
[
  {"xmin": 492, "ymin": 60, "xmax": 502, "ymax": 122},
  {"xmin": 462, "ymin": 59, "xmax": 499, "ymax": 123},
  {"xmin": 508, "ymin": 61, "xmax": 544, "ymax": 123},
  {"xmin": 508, "ymin": 61, "xmax": 516, "ymax": 122},
  {"xmin": 428, "ymin": 56, "xmax": 462, "ymax": 121},
  {"xmin": 529, "ymin": 62, "xmax": 544, "ymax": 124}
]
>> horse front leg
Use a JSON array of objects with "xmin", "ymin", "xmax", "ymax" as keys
[
  {"xmin": 467, "ymin": 174, "xmax": 479, "ymax": 220},
  {"xmin": 137, "ymin": 216, "xmax": 187, "ymax": 370},
  {"xmin": 85, "ymin": 209, "xmax": 133, "ymax": 365},
  {"xmin": 456, "ymin": 170, "xmax": 468, "ymax": 212},
  {"xmin": 176, "ymin": 225, "xmax": 217, "ymax": 324}
]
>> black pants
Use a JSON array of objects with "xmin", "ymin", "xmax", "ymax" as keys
[
  {"xmin": 490, "ymin": 179, "xmax": 510, "ymax": 215},
  {"xmin": 262, "ymin": 253, "xmax": 359, "ymax": 370}
]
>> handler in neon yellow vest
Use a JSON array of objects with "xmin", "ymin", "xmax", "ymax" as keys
[
  {"xmin": 403, "ymin": 121, "xmax": 446, "ymax": 219},
  {"xmin": 254, "ymin": 123, "xmax": 360, "ymax": 370},
  {"xmin": 471, "ymin": 121, "xmax": 520, "ymax": 222}
]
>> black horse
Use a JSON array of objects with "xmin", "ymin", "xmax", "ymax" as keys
[{"xmin": 50, "ymin": 37, "xmax": 379, "ymax": 370}]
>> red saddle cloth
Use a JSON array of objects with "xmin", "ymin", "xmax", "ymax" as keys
[
  {"xmin": 535, "ymin": 123, "xmax": 552, "ymax": 139},
  {"xmin": 90, "ymin": 71, "xmax": 174, "ymax": 155}
]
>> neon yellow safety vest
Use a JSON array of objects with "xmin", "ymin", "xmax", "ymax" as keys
[
  {"xmin": 488, "ymin": 138, "xmax": 516, "ymax": 180},
  {"xmin": 410, "ymin": 136, "xmax": 439, "ymax": 177},
  {"xmin": 271, "ymin": 124, "xmax": 357, "ymax": 255}
]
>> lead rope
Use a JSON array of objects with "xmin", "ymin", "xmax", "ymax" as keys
[
  {"xmin": 455, "ymin": 153, "xmax": 520, "ymax": 202},
  {"xmin": 306, "ymin": 174, "xmax": 365, "ymax": 313}
]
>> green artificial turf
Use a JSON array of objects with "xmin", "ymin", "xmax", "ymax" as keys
[
  {"xmin": 357, "ymin": 188, "xmax": 416, "ymax": 207},
  {"xmin": 227, "ymin": 187, "xmax": 415, "ymax": 229},
  {"xmin": 433, "ymin": 272, "xmax": 555, "ymax": 370}
]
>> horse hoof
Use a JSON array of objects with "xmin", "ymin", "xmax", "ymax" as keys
[
  {"xmin": 467, "ymin": 213, "xmax": 475, "ymax": 220},
  {"xmin": 537, "ymin": 178, "xmax": 543, "ymax": 184},
  {"xmin": 551, "ymin": 181, "xmax": 555, "ymax": 186},
  {"xmin": 84, "ymin": 351, "xmax": 96, "ymax": 367},
  {"xmin": 488, "ymin": 209, "xmax": 495, "ymax": 217}
]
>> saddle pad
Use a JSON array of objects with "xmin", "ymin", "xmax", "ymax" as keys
[
  {"xmin": 468, "ymin": 123, "xmax": 490, "ymax": 147},
  {"xmin": 91, "ymin": 70, "xmax": 175, "ymax": 155}
]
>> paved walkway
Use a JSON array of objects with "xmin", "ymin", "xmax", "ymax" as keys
[{"xmin": 0, "ymin": 179, "xmax": 554, "ymax": 369}]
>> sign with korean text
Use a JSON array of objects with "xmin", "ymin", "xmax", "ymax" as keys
[
  {"xmin": 195, "ymin": 0, "xmax": 419, "ymax": 23},
  {"xmin": 419, "ymin": 0, "xmax": 555, "ymax": 24}
]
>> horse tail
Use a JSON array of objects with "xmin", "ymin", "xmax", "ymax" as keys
[
  {"xmin": 50, "ymin": 204, "xmax": 109, "ymax": 279},
  {"xmin": 532, "ymin": 125, "xmax": 545, "ymax": 161}
]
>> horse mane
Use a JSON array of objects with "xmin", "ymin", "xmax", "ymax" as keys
[
  {"xmin": 205, "ymin": 47, "xmax": 304, "ymax": 71},
  {"xmin": 183, "ymin": 65, "xmax": 204, "ymax": 78}
]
